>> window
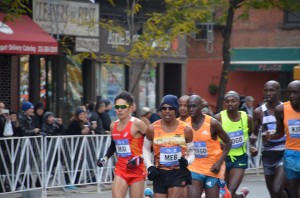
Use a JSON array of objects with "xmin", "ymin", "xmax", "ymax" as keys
[{"xmin": 284, "ymin": 10, "xmax": 300, "ymax": 29}]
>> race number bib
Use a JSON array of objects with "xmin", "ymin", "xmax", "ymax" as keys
[
  {"xmin": 267, "ymin": 123, "xmax": 276, "ymax": 134},
  {"xmin": 228, "ymin": 130, "xmax": 244, "ymax": 149},
  {"xmin": 115, "ymin": 139, "xmax": 131, "ymax": 157},
  {"xmin": 288, "ymin": 119, "xmax": 300, "ymax": 138},
  {"xmin": 160, "ymin": 146, "xmax": 181, "ymax": 166},
  {"xmin": 194, "ymin": 141, "xmax": 208, "ymax": 158}
]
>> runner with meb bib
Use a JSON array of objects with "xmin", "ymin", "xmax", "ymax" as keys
[{"xmin": 215, "ymin": 91, "xmax": 254, "ymax": 198}]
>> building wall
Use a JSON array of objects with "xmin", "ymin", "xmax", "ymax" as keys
[{"xmin": 187, "ymin": 8, "xmax": 300, "ymax": 112}]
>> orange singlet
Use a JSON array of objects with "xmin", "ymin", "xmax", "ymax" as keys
[
  {"xmin": 283, "ymin": 101, "xmax": 300, "ymax": 151},
  {"xmin": 112, "ymin": 117, "xmax": 146, "ymax": 185},
  {"xmin": 153, "ymin": 120, "xmax": 188, "ymax": 170},
  {"xmin": 187, "ymin": 115, "xmax": 225, "ymax": 178}
]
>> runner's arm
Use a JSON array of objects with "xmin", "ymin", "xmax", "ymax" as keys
[
  {"xmin": 184, "ymin": 126, "xmax": 195, "ymax": 165},
  {"xmin": 143, "ymin": 125, "xmax": 154, "ymax": 168}
]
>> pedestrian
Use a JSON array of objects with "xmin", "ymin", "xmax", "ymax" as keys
[
  {"xmin": 251, "ymin": 80, "xmax": 288, "ymax": 198},
  {"xmin": 178, "ymin": 95, "xmax": 191, "ymax": 123},
  {"xmin": 97, "ymin": 91, "xmax": 148, "ymax": 198},
  {"xmin": 214, "ymin": 91, "xmax": 253, "ymax": 198},
  {"xmin": 264, "ymin": 80, "xmax": 300, "ymax": 198},
  {"xmin": 240, "ymin": 96, "xmax": 254, "ymax": 116},
  {"xmin": 201, "ymin": 98, "xmax": 214, "ymax": 117},
  {"xmin": 142, "ymin": 94, "xmax": 195, "ymax": 197},
  {"xmin": 186, "ymin": 94, "xmax": 232, "ymax": 198}
]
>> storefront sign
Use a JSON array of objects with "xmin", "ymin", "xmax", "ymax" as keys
[
  {"xmin": 33, "ymin": 0, "xmax": 99, "ymax": 37},
  {"xmin": 107, "ymin": 30, "xmax": 139, "ymax": 48},
  {"xmin": 0, "ymin": 44, "xmax": 58, "ymax": 54},
  {"xmin": 75, "ymin": 37, "xmax": 99, "ymax": 52}
]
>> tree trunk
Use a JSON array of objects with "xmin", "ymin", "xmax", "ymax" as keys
[{"xmin": 216, "ymin": 0, "xmax": 244, "ymax": 112}]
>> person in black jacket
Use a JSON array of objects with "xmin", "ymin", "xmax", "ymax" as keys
[
  {"xmin": 19, "ymin": 101, "xmax": 40, "ymax": 136},
  {"xmin": 41, "ymin": 112, "xmax": 64, "ymax": 136},
  {"xmin": 89, "ymin": 101, "xmax": 106, "ymax": 135},
  {"xmin": 33, "ymin": 102, "xmax": 45, "ymax": 130},
  {"xmin": 100, "ymin": 99, "xmax": 112, "ymax": 131}
]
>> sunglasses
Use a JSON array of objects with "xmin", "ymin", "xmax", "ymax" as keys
[
  {"xmin": 160, "ymin": 106, "xmax": 176, "ymax": 111},
  {"xmin": 114, "ymin": 104, "xmax": 129, "ymax": 110}
]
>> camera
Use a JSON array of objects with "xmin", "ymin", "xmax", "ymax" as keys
[{"xmin": 2, "ymin": 109, "xmax": 9, "ymax": 114}]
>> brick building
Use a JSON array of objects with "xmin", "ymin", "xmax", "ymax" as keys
[{"xmin": 187, "ymin": 8, "xmax": 300, "ymax": 112}]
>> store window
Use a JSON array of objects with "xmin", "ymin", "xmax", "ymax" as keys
[
  {"xmin": 100, "ymin": 63, "xmax": 125, "ymax": 121},
  {"xmin": 284, "ymin": 10, "xmax": 300, "ymax": 28},
  {"xmin": 20, "ymin": 55, "xmax": 51, "ymax": 107},
  {"xmin": 64, "ymin": 56, "xmax": 83, "ymax": 120},
  {"xmin": 139, "ymin": 66, "xmax": 156, "ymax": 110}
]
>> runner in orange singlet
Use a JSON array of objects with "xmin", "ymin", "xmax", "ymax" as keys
[
  {"xmin": 143, "ymin": 94, "xmax": 194, "ymax": 198},
  {"xmin": 187, "ymin": 94, "xmax": 232, "ymax": 198},
  {"xmin": 265, "ymin": 80, "xmax": 300, "ymax": 198},
  {"xmin": 97, "ymin": 91, "xmax": 148, "ymax": 198}
]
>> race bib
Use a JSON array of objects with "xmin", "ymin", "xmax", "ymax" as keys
[
  {"xmin": 288, "ymin": 119, "xmax": 300, "ymax": 138},
  {"xmin": 194, "ymin": 141, "xmax": 208, "ymax": 158},
  {"xmin": 267, "ymin": 123, "xmax": 276, "ymax": 134},
  {"xmin": 115, "ymin": 139, "xmax": 131, "ymax": 157},
  {"xmin": 160, "ymin": 146, "xmax": 181, "ymax": 166},
  {"xmin": 228, "ymin": 130, "xmax": 244, "ymax": 149}
]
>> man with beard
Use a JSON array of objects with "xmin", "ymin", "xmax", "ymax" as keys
[
  {"xmin": 252, "ymin": 80, "xmax": 288, "ymax": 198},
  {"xmin": 265, "ymin": 80, "xmax": 300, "ymax": 198}
]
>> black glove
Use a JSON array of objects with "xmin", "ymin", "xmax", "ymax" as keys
[
  {"xmin": 178, "ymin": 156, "xmax": 188, "ymax": 169},
  {"xmin": 147, "ymin": 166, "xmax": 159, "ymax": 181},
  {"xmin": 96, "ymin": 157, "xmax": 107, "ymax": 168}
]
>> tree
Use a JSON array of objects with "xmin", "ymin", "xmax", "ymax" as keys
[
  {"xmin": 0, "ymin": 0, "xmax": 30, "ymax": 21},
  {"xmin": 216, "ymin": 0, "xmax": 300, "ymax": 112}
]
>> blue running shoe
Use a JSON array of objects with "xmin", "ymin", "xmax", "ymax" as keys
[{"xmin": 144, "ymin": 188, "xmax": 153, "ymax": 198}]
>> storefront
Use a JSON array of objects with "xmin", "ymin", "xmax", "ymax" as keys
[{"xmin": 0, "ymin": 13, "xmax": 58, "ymax": 112}]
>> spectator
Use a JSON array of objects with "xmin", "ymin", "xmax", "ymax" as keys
[
  {"xmin": 0, "ymin": 102, "xmax": 7, "ymax": 137},
  {"xmin": 149, "ymin": 109, "xmax": 161, "ymax": 123},
  {"xmin": 10, "ymin": 110, "xmax": 22, "ymax": 137},
  {"xmin": 139, "ymin": 107, "xmax": 152, "ymax": 126},
  {"xmin": 41, "ymin": 112, "xmax": 64, "ymax": 136},
  {"xmin": 19, "ymin": 101, "xmax": 40, "ymax": 136},
  {"xmin": 86, "ymin": 101, "xmax": 95, "ymax": 120},
  {"xmin": 100, "ymin": 99, "xmax": 112, "ymax": 131},
  {"xmin": 240, "ymin": 96, "xmax": 254, "ymax": 116},
  {"xmin": 89, "ymin": 101, "xmax": 106, "ymax": 135},
  {"xmin": 34, "ymin": 102, "xmax": 45, "ymax": 129},
  {"xmin": 65, "ymin": 107, "xmax": 93, "ymax": 135}
]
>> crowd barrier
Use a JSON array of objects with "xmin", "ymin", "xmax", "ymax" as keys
[{"xmin": 0, "ymin": 134, "xmax": 263, "ymax": 197}]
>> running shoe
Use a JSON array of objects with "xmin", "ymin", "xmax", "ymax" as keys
[
  {"xmin": 144, "ymin": 188, "xmax": 153, "ymax": 198},
  {"xmin": 239, "ymin": 187, "xmax": 249, "ymax": 197}
]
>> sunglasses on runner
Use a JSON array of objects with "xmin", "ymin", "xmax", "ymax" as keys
[
  {"xmin": 160, "ymin": 106, "xmax": 176, "ymax": 111},
  {"xmin": 114, "ymin": 104, "xmax": 129, "ymax": 110}
]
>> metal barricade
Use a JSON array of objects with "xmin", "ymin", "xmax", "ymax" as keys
[
  {"xmin": 0, "ymin": 135, "xmax": 116, "ymax": 197},
  {"xmin": 0, "ymin": 134, "xmax": 263, "ymax": 196}
]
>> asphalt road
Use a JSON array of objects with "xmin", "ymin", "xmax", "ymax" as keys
[{"xmin": 54, "ymin": 174, "xmax": 269, "ymax": 198}]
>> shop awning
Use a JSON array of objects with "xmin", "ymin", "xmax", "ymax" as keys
[
  {"xmin": 229, "ymin": 48, "xmax": 300, "ymax": 71},
  {"xmin": 0, "ymin": 13, "xmax": 58, "ymax": 55}
]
